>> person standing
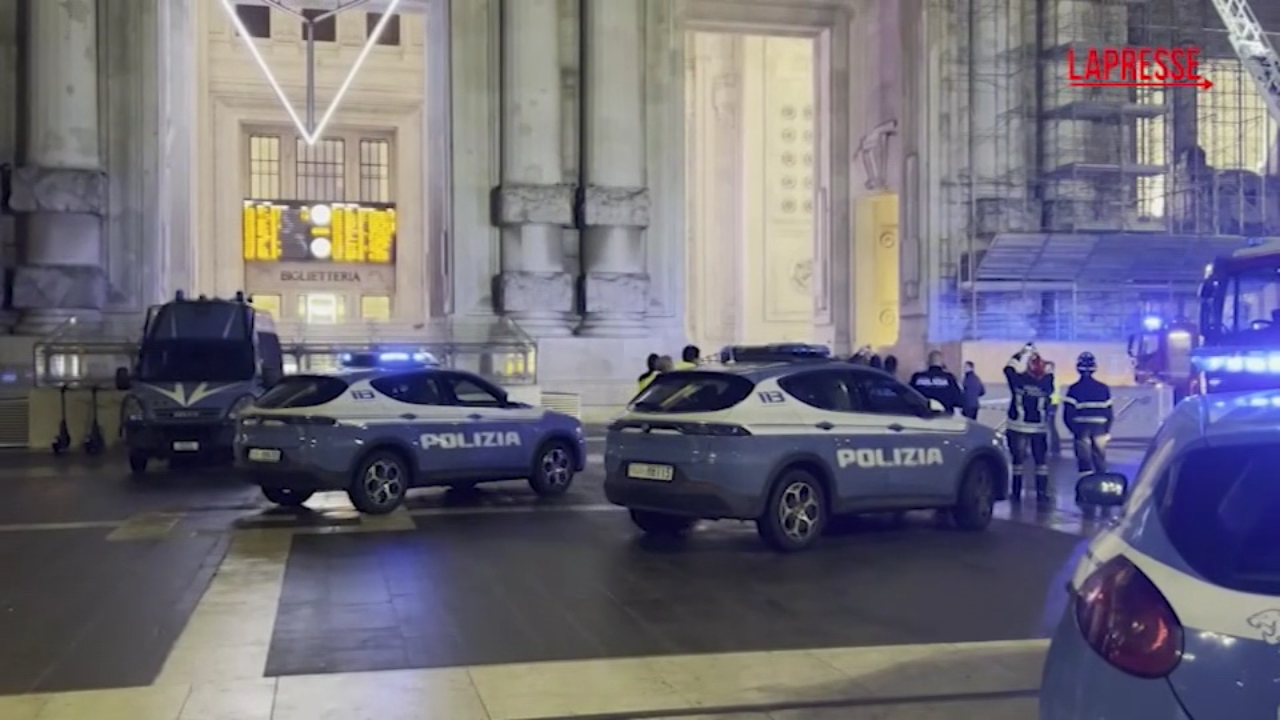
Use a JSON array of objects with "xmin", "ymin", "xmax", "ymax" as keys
[
  {"xmin": 675, "ymin": 345, "xmax": 700, "ymax": 370},
  {"xmin": 960, "ymin": 361, "xmax": 985, "ymax": 420},
  {"xmin": 909, "ymin": 351, "xmax": 964, "ymax": 412},
  {"xmin": 637, "ymin": 354, "xmax": 661, "ymax": 393},
  {"xmin": 1004, "ymin": 343, "xmax": 1055, "ymax": 504},
  {"xmin": 1063, "ymin": 352, "xmax": 1113, "ymax": 474},
  {"xmin": 1045, "ymin": 361, "xmax": 1062, "ymax": 456},
  {"xmin": 883, "ymin": 355, "xmax": 899, "ymax": 379}
]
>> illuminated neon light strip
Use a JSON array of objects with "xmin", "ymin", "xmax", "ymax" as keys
[{"xmin": 216, "ymin": 0, "xmax": 404, "ymax": 145}]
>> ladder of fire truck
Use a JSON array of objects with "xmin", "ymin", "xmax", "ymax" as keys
[{"xmin": 1209, "ymin": 0, "xmax": 1280, "ymax": 124}]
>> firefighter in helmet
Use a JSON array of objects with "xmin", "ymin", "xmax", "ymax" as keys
[
  {"xmin": 1063, "ymin": 351, "xmax": 1113, "ymax": 474},
  {"xmin": 1004, "ymin": 343, "xmax": 1055, "ymax": 504}
]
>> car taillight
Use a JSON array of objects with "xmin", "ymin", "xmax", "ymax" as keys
[{"xmin": 1075, "ymin": 556, "xmax": 1183, "ymax": 678}]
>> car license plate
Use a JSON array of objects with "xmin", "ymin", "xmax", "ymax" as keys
[
  {"xmin": 172, "ymin": 441, "xmax": 199, "ymax": 452},
  {"xmin": 247, "ymin": 448, "xmax": 281, "ymax": 463},
  {"xmin": 628, "ymin": 463, "xmax": 674, "ymax": 481}
]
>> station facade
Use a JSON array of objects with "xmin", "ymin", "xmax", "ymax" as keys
[{"xmin": 0, "ymin": 0, "xmax": 1277, "ymax": 414}]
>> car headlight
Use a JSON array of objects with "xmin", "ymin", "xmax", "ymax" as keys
[
  {"xmin": 228, "ymin": 395, "xmax": 256, "ymax": 419},
  {"xmin": 121, "ymin": 395, "xmax": 146, "ymax": 422}
]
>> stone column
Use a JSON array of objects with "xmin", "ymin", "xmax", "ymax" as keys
[
  {"xmin": 577, "ymin": 0, "xmax": 650, "ymax": 337},
  {"xmin": 9, "ymin": 0, "xmax": 107, "ymax": 334},
  {"xmin": 493, "ymin": 0, "xmax": 575, "ymax": 336}
]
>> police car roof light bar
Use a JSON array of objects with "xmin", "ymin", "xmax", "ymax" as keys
[{"xmin": 720, "ymin": 344, "xmax": 832, "ymax": 364}]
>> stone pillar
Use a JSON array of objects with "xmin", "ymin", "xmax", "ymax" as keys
[
  {"xmin": 577, "ymin": 0, "xmax": 650, "ymax": 337},
  {"xmin": 493, "ymin": 0, "xmax": 575, "ymax": 336},
  {"xmin": 9, "ymin": 0, "xmax": 107, "ymax": 334}
]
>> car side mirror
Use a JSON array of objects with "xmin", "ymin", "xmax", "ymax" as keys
[
  {"xmin": 114, "ymin": 367, "xmax": 131, "ymax": 391},
  {"xmin": 927, "ymin": 398, "xmax": 946, "ymax": 414},
  {"xmin": 1076, "ymin": 472, "xmax": 1128, "ymax": 507}
]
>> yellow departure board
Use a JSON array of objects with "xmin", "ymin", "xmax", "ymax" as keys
[{"xmin": 242, "ymin": 201, "xmax": 396, "ymax": 263}]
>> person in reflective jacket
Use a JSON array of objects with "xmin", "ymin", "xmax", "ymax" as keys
[
  {"xmin": 1004, "ymin": 343, "xmax": 1055, "ymax": 504},
  {"xmin": 1063, "ymin": 351, "xmax": 1113, "ymax": 474},
  {"xmin": 909, "ymin": 351, "xmax": 964, "ymax": 412}
]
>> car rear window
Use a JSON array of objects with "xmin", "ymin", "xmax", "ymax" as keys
[
  {"xmin": 630, "ymin": 371, "xmax": 754, "ymax": 413},
  {"xmin": 255, "ymin": 376, "xmax": 349, "ymax": 409},
  {"xmin": 1160, "ymin": 443, "xmax": 1280, "ymax": 596}
]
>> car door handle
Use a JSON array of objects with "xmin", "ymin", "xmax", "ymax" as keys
[
  {"xmin": 467, "ymin": 413, "xmax": 483, "ymax": 420},
  {"xmin": 815, "ymin": 421, "xmax": 834, "ymax": 431},
  {"xmin": 887, "ymin": 423, "xmax": 905, "ymax": 432},
  {"xmin": 399, "ymin": 413, "xmax": 417, "ymax": 420}
]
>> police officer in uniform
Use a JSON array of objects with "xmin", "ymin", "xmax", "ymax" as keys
[
  {"xmin": 1063, "ymin": 351, "xmax": 1113, "ymax": 474},
  {"xmin": 1004, "ymin": 343, "xmax": 1055, "ymax": 504},
  {"xmin": 909, "ymin": 351, "xmax": 964, "ymax": 412}
]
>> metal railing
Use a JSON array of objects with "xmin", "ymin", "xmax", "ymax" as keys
[
  {"xmin": 981, "ymin": 394, "xmax": 1146, "ymax": 434},
  {"xmin": 30, "ymin": 314, "xmax": 541, "ymax": 388}
]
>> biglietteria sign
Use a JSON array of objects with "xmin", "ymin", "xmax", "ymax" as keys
[
  {"xmin": 217, "ymin": 0, "xmax": 404, "ymax": 144},
  {"xmin": 1066, "ymin": 46, "xmax": 1213, "ymax": 89}
]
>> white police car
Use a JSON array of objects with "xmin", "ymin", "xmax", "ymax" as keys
[
  {"xmin": 233, "ymin": 353, "xmax": 586, "ymax": 513},
  {"xmin": 1040, "ymin": 389, "xmax": 1280, "ymax": 719},
  {"xmin": 603, "ymin": 345, "xmax": 1009, "ymax": 551}
]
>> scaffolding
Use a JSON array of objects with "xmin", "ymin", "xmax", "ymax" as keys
[{"xmin": 946, "ymin": 0, "xmax": 1280, "ymax": 341}]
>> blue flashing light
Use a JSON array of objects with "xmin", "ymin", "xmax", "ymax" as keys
[
  {"xmin": 1193, "ymin": 350, "xmax": 1280, "ymax": 375},
  {"xmin": 340, "ymin": 350, "xmax": 439, "ymax": 369},
  {"xmin": 1142, "ymin": 315, "xmax": 1163, "ymax": 332}
]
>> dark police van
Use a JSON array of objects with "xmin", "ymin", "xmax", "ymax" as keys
[{"xmin": 115, "ymin": 291, "xmax": 282, "ymax": 474}]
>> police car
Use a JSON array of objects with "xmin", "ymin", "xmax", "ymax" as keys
[
  {"xmin": 603, "ymin": 345, "xmax": 1009, "ymax": 552},
  {"xmin": 233, "ymin": 353, "xmax": 586, "ymax": 514},
  {"xmin": 1040, "ymin": 390, "xmax": 1280, "ymax": 720}
]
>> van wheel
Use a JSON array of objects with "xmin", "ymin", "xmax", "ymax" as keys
[
  {"xmin": 348, "ymin": 450, "xmax": 408, "ymax": 515},
  {"xmin": 262, "ymin": 487, "xmax": 313, "ymax": 508},
  {"xmin": 952, "ymin": 460, "xmax": 996, "ymax": 531},
  {"xmin": 757, "ymin": 468, "xmax": 827, "ymax": 552},
  {"xmin": 630, "ymin": 510, "xmax": 696, "ymax": 536},
  {"xmin": 128, "ymin": 452, "xmax": 148, "ymax": 475},
  {"xmin": 528, "ymin": 440, "xmax": 575, "ymax": 496}
]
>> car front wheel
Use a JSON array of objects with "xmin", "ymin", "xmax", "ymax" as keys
[
  {"xmin": 128, "ymin": 452, "xmax": 148, "ymax": 475},
  {"xmin": 262, "ymin": 486, "xmax": 314, "ymax": 508},
  {"xmin": 528, "ymin": 440, "xmax": 576, "ymax": 496},
  {"xmin": 348, "ymin": 450, "xmax": 409, "ymax": 515},
  {"xmin": 629, "ymin": 510, "xmax": 696, "ymax": 536},
  {"xmin": 952, "ymin": 459, "xmax": 996, "ymax": 531},
  {"xmin": 757, "ymin": 468, "xmax": 827, "ymax": 552}
]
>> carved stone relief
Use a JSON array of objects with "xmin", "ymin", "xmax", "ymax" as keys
[{"xmin": 758, "ymin": 36, "xmax": 816, "ymax": 325}]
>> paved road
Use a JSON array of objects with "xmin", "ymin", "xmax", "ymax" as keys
[{"xmin": 0, "ymin": 446, "xmax": 1143, "ymax": 719}]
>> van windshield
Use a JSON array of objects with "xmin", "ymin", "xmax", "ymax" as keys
[
  {"xmin": 137, "ymin": 340, "xmax": 255, "ymax": 383},
  {"xmin": 630, "ymin": 371, "xmax": 754, "ymax": 413},
  {"xmin": 1161, "ymin": 442, "xmax": 1280, "ymax": 595}
]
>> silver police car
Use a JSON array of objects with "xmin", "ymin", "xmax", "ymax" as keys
[
  {"xmin": 234, "ymin": 361, "xmax": 586, "ymax": 514},
  {"xmin": 604, "ymin": 351, "xmax": 1009, "ymax": 551}
]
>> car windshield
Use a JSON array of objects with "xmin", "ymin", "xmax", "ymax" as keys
[
  {"xmin": 255, "ymin": 376, "xmax": 350, "ymax": 409},
  {"xmin": 630, "ymin": 371, "xmax": 754, "ymax": 413},
  {"xmin": 1211, "ymin": 265, "xmax": 1280, "ymax": 338},
  {"xmin": 137, "ymin": 340, "xmax": 255, "ymax": 383},
  {"xmin": 1160, "ymin": 442, "xmax": 1280, "ymax": 595}
]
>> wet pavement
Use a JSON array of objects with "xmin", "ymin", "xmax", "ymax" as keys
[{"xmin": 0, "ymin": 444, "xmax": 1143, "ymax": 718}]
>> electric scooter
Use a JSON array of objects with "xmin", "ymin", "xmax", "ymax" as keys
[
  {"xmin": 51, "ymin": 384, "xmax": 72, "ymax": 455},
  {"xmin": 83, "ymin": 385, "xmax": 105, "ymax": 456}
]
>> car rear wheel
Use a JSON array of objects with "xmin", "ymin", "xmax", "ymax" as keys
[
  {"xmin": 629, "ymin": 510, "xmax": 696, "ymax": 536},
  {"xmin": 528, "ymin": 440, "xmax": 575, "ymax": 497},
  {"xmin": 262, "ymin": 486, "xmax": 314, "ymax": 508},
  {"xmin": 128, "ymin": 452, "xmax": 148, "ymax": 475},
  {"xmin": 757, "ymin": 468, "xmax": 827, "ymax": 552},
  {"xmin": 952, "ymin": 459, "xmax": 996, "ymax": 531},
  {"xmin": 348, "ymin": 450, "xmax": 409, "ymax": 515}
]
